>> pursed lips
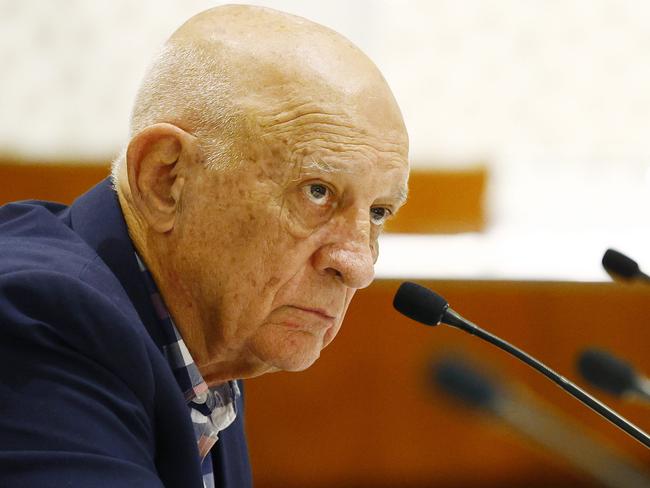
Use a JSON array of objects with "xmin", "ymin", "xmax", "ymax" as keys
[
  {"xmin": 293, "ymin": 305, "xmax": 336, "ymax": 319},
  {"xmin": 282, "ymin": 305, "xmax": 337, "ymax": 331}
]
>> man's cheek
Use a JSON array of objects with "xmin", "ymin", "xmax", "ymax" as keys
[
  {"xmin": 277, "ymin": 196, "xmax": 324, "ymax": 240},
  {"xmin": 320, "ymin": 291, "xmax": 355, "ymax": 347}
]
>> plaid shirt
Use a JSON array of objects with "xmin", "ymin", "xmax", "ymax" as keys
[{"xmin": 135, "ymin": 254, "xmax": 240, "ymax": 488}]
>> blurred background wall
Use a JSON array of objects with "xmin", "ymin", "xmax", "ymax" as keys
[
  {"xmin": 3, "ymin": 0, "xmax": 650, "ymax": 280},
  {"xmin": 2, "ymin": 1, "xmax": 650, "ymax": 487}
]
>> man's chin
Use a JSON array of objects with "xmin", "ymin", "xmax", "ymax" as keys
[
  {"xmin": 269, "ymin": 349, "xmax": 321, "ymax": 372},
  {"xmin": 248, "ymin": 326, "xmax": 326, "ymax": 371}
]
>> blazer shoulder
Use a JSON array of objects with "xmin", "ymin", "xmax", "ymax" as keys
[
  {"xmin": 0, "ymin": 267, "xmax": 156, "ymax": 398},
  {"xmin": 0, "ymin": 199, "xmax": 98, "ymax": 278}
]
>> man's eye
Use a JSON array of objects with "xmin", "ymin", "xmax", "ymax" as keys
[
  {"xmin": 303, "ymin": 183, "xmax": 330, "ymax": 205},
  {"xmin": 370, "ymin": 207, "xmax": 391, "ymax": 225}
]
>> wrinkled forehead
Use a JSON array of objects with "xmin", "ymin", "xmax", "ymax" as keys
[
  {"xmin": 247, "ymin": 94, "xmax": 408, "ymax": 172},
  {"xmin": 238, "ymin": 71, "xmax": 408, "ymax": 150},
  {"xmin": 228, "ymin": 64, "xmax": 408, "ymax": 176}
]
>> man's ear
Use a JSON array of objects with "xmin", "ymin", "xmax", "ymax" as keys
[{"xmin": 126, "ymin": 123, "xmax": 197, "ymax": 233}]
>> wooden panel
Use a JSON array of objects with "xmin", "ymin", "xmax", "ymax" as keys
[
  {"xmin": 245, "ymin": 280, "xmax": 650, "ymax": 487},
  {"xmin": 384, "ymin": 166, "xmax": 487, "ymax": 234},
  {"xmin": 0, "ymin": 161, "xmax": 110, "ymax": 205}
]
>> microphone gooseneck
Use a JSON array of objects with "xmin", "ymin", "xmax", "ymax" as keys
[{"xmin": 394, "ymin": 281, "xmax": 650, "ymax": 449}]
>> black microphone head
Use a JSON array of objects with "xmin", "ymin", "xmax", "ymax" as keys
[
  {"xmin": 577, "ymin": 348, "xmax": 637, "ymax": 396},
  {"xmin": 393, "ymin": 282, "xmax": 449, "ymax": 326},
  {"xmin": 432, "ymin": 356, "xmax": 500, "ymax": 410},
  {"xmin": 602, "ymin": 249, "xmax": 640, "ymax": 279}
]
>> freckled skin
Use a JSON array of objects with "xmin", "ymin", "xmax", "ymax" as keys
[
  {"xmin": 119, "ymin": 5, "xmax": 410, "ymax": 385},
  {"xmin": 165, "ymin": 105, "xmax": 408, "ymax": 383}
]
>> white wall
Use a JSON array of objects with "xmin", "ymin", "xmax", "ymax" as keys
[{"xmin": 2, "ymin": 0, "xmax": 650, "ymax": 280}]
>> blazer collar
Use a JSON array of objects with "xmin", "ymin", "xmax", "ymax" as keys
[{"xmin": 68, "ymin": 177, "xmax": 166, "ymax": 349}]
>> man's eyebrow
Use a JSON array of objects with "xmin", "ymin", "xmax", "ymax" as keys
[{"xmin": 300, "ymin": 159, "xmax": 349, "ymax": 174}]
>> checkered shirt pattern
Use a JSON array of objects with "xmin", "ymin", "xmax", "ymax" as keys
[{"xmin": 135, "ymin": 254, "xmax": 240, "ymax": 488}]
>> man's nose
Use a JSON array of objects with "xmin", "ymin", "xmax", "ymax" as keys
[{"xmin": 312, "ymin": 207, "xmax": 376, "ymax": 289}]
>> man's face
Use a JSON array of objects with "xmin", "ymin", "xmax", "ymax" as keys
[{"xmin": 170, "ymin": 101, "xmax": 409, "ymax": 382}]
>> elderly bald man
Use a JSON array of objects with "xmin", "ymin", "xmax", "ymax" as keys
[{"xmin": 0, "ymin": 5, "xmax": 409, "ymax": 488}]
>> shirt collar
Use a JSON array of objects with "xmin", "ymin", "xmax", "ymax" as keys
[{"xmin": 134, "ymin": 252, "xmax": 239, "ymax": 453}]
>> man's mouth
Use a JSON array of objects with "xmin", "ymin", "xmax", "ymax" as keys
[
  {"xmin": 292, "ymin": 306, "xmax": 336, "ymax": 320},
  {"xmin": 281, "ymin": 305, "xmax": 337, "ymax": 331}
]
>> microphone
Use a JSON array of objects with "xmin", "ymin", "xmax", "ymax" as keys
[
  {"xmin": 434, "ymin": 356, "xmax": 501, "ymax": 411},
  {"xmin": 602, "ymin": 249, "xmax": 650, "ymax": 283},
  {"xmin": 578, "ymin": 348, "xmax": 650, "ymax": 403},
  {"xmin": 393, "ymin": 281, "xmax": 650, "ymax": 449},
  {"xmin": 433, "ymin": 356, "xmax": 650, "ymax": 488}
]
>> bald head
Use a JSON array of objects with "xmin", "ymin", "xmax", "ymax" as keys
[
  {"xmin": 115, "ymin": 4, "xmax": 406, "ymax": 181},
  {"xmin": 169, "ymin": 5, "xmax": 395, "ymax": 99}
]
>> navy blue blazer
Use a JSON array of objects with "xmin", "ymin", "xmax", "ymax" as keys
[{"xmin": 0, "ymin": 179, "xmax": 252, "ymax": 487}]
